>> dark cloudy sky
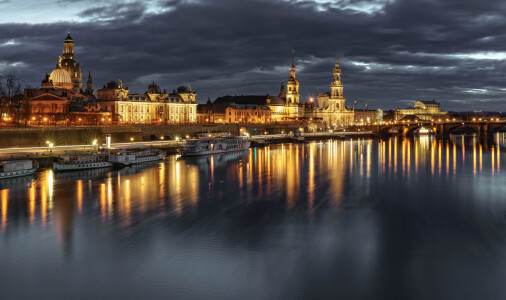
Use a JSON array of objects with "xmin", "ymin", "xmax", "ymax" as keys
[{"xmin": 1, "ymin": 0, "xmax": 506, "ymax": 111}]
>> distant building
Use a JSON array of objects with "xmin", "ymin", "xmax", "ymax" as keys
[
  {"xmin": 354, "ymin": 109, "xmax": 383, "ymax": 125},
  {"xmin": 310, "ymin": 57, "xmax": 354, "ymax": 128},
  {"xmin": 97, "ymin": 82, "xmax": 197, "ymax": 124},
  {"xmin": 395, "ymin": 100, "xmax": 448, "ymax": 121},
  {"xmin": 197, "ymin": 103, "xmax": 271, "ymax": 124}
]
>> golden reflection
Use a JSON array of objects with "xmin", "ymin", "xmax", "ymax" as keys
[
  {"xmin": 497, "ymin": 146, "xmax": 501, "ymax": 172},
  {"xmin": 438, "ymin": 141, "xmax": 441, "ymax": 175},
  {"xmin": 1, "ymin": 189, "xmax": 8, "ymax": 232},
  {"xmin": 29, "ymin": 183, "xmax": 36, "ymax": 224},
  {"xmin": 473, "ymin": 143, "xmax": 477, "ymax": 176},
  {"xmin": 100, "ymin": 183, "xmax": 106, "ymax": 220},
  {"xmin": 402, "ymin": 139, "xmax": 406, "ymax": 175},
  {"xmin": 394, "ymin": 137, "xmax": 398, "ymax": 174},
  {"xmin": 407, "ymin": 140, "xmax": 411, "ymax": 178},
  {"xmin": 431, "ymin": 139, "xmax": 435, "ymax": 175},
  {"xmin": 453, "ymin": 143, "xmax": 457, "ymax": 175},
  {"xmin": 77, "ymin": 180, "xmax": 83, "ymax": 214},
  {"xmin": 388, "ymin": 138, "xmax": 392, "ymax": 171},
  {"xmin": 446, "ymin": 142, "xmax": 449, "ymax": 175},
  {"xmin": 367, "ymin": 140, "xmax": 371, "ymax": 178},
  {"xmin": 461, "ymin": 135, "xmax": 465, "ymax": 166},
  {"xmin": 308, "ymin": 143, "xmax": 315, "ymax": 215},
  {"xmin": 41, "ymin": 176, "xmax": 47, "ymax": 226},
  {"xmin": 415, "ymin": 139, "xmax": 418, "ymax": 174},
  {"xmin": 491, "ymin": 147, "xmax": 495, "ymax": 175},
  {"xmin": 479, "ymin": 144, "xmax": 483, "ymax": 172}
]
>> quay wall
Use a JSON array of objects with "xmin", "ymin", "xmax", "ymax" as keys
[{"xmin": 0, "ymin": 124, "xmax": 315, "ymax": 148}]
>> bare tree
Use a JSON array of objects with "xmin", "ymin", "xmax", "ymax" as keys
[{"xmin": 0, "ymin": 75, "xmax": 23, "ymax": 126}]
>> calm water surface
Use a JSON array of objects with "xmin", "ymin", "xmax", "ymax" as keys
[{"xmin": 1, "ymin": 135, "xmax": 506, "ymax": 300}]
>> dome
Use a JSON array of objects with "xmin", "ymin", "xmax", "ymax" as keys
[
  {"xmin": 146, "ymin": 82, "xmax": 161, "ymax": 94},
  {"xmin": 49, "ymin": 68, "xmax": 73, "ymax": 89}
]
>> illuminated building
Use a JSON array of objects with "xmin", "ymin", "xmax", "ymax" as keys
[
  {"xmin": 197, "ymin": 103, "xmax": 271, "ymax": 124},
  {"xmin": 312, "ymin": 56, "xmax": 354, "ymax": 128},
  {"xmin": 50, "ymin": 31, "xmax": 82, "ymax": 93},
  {"xmin": 97, "ymin": 82, "xmax": 197, "ymax": 124},
  {"xmin": 395, "ymin": 100, "xmax": 448, "ymax": 121},
  {"xmin": 354, "ymin": 109, "xmax": 383, "ymax": 125}
]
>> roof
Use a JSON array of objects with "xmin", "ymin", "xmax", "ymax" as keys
[
  {"xmin": 214, "ymin": 95, "xmax": 285, "ymax": 106},
  {"xmin": 419, "ymin": 100, "xmax": 439, "ymax": 105},
  {"xmin": 400, "ymin": 115, "xmax": 420, "ymax": 121}
]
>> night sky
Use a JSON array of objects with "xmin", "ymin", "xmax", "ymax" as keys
[{"xmin": 1, "ymin": 0, "xmax": 506, "ymax": 111}]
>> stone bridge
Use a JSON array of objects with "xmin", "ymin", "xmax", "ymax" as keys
[{"xmin": 350, "ymin": 121, "xmax": 506, "ymax": 141}]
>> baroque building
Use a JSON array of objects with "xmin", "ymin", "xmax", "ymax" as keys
[
  {"xmin": 197, "ymin": 103, "xmax": 271, "ymax": 124},
  {"xmin": 311, "ymin": 57, "xmax": 354, "ymax": 128},
  {"xmin": 97, "ymin": 81, "xmax": 197, "ymax": 124},
  {"xmin": 395, "ymin": 100, "xmax": 448, "ymax": 121}
]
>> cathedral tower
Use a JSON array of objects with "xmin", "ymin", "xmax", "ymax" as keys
[
  {"xmin": 286, "ymin": 50, "xmax": 299, "ymax": 104},
  {"xmin": 59, "ymin": 31, "xmax": 82, "ymax": 93},
  {"xmin": 330, "ymin": 56, "xmax": 344, "ymax": 99}
]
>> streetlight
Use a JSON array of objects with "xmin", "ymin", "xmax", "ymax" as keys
[{"xmin": 48, "ymin": 143, "xmax": 53, "ymax": 155}]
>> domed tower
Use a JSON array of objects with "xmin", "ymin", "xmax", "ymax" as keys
[
  {"xmin": 49, "ymin": 67, "xmax": 73, "ymax": 90},
  {"xmin": 286, "ymin": 50, "xmax": 299, "ymax": 104},
  {"xmin": 59, "ymin": 31, "xmax": 82, "ymax": 93}
]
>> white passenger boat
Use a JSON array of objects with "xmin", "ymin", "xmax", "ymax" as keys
[
  {"xmin": 178, "ymin": 136, "xmax": 250, "ymax": 157},
  {"xmin": 108, "ymin": 149, "xmax": 166, "ymax": 166},
  {"xmin": 417, "ymin": 127, "xmax": 435, "ymax": 135},
  {"xmin": 53, "ymin": 154, "xmax": 113, "ymax": 172},
  {"xmin": 0, "ymin": 159, "xmax": 39, "ymax": 179}
]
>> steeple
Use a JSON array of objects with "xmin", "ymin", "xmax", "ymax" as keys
[
  {"xmin": 286, "ymin": 50, "xmax": 299, "ymax": 104},
  {"xmin": 278, "ymin": 81, "xmax": 286, "ymax": 97},
  {"xmin": 331, "ymin": 55, "xmax": 344, "ymax": 98},
  {"xmin": 86, "ymin": 72, "xmax": 94, "ymax": 95},
  {"xmin": 62, "ymin": 30, "xmax": 74, "ymax": 60}
]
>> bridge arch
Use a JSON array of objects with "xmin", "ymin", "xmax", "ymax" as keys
[{"xmin": 446, "ymin": 125, "xmax": 479, "ymax": 136}]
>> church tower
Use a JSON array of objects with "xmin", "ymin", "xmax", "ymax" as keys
[
  {"xmin": 286, "ymin": 50, "xmax": 299, "ymax": 104},
  {"xmin": 86, "ymin": 72, "xmax": 94, "ymax": 96},
  {"xmin": 59, "ymin": 31, "xmax": 82, "ymax": 93},
  {"xmin": 330, "ymin": 56, "xmax": 344, "ymax": 99},
  {"xmin": 278, "ymin": 81, "xmax": 286, "ymax": 98}
]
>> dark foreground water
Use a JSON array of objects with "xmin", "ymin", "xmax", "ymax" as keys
[{"xmin": 1, "ymin": 135, "xmax": 505, "ymax": 300}]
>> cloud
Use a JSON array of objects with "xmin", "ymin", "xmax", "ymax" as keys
[{"xmin": 0, "ymin": 0, "xmax": 505, "ymax": 111}]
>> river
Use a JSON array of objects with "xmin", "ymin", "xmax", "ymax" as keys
[{"xmin": 0, "ymin": 134, "xmax": 505, "ymax": 299}]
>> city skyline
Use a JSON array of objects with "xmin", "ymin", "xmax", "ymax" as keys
[{"xmin": 1, "ymin": 0, "xmax": 506, "ymax": 111}]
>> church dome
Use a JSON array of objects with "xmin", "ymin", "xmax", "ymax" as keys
[
  {"xmin": 146, "ymin": 81, "xmax": 161, "ymax": 94},
  {"xmin": 49, "ymin": 68, "xmax": 72, "ymax": 89}
]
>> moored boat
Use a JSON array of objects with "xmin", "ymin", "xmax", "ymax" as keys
[
  {"xmin": 53, "ymin": 154, "xmax": 113, "ymax": 172},
  {"xmin": 0, "ymin": 159, "xmax": 39, "ymax": 179},
  {"xmin": 178, "ymin": 136, "xmax": 250, "ymax": 157},
  {"xmin": 108, "ymin": 149, "xmax": 166, "ymax": 166}
]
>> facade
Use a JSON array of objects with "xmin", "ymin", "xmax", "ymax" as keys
[
  {"xmin": 354, "ymin": 109, "xmax": 383, "ymax": 125},
  {"xmin": 26, "ymin": 74, "xmax": 111, "ymax": 126},
  {"xmin": 311, "ymin": 57, "xmax": 354, "ymax": 128},
  {"xmin": 97, "ymin": 82, "xmax": 198, "ymax": 124},
  {"xmin": 395, "ymin": 100, "xmax": 448, "ymax": 121},
  {"xmin": 197, "ymin": 103, "xmax": 272, "ymax": 124}
]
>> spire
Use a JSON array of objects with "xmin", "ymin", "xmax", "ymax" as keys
[
  {"xmin": 290, "ymin": 50, "xmax": 296, "ymax": 78},
  {"xmin": 87, "ymin": 72, "xmax": 92, "ymax": 82},
  {"xmin": 279, "ymin": 81, "xmax": 286, "ymax": 97}
]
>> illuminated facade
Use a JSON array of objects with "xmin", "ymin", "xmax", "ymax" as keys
[
  {"xmin": 97, "ymin": 82, "xmax": 197, "ymax": 124},
  {"xmin": 312, "ymin": 57, "xmax": 354, "ymax": 128},
  {"xmin": 197, "ymin": 103, "xmax": 271, "ymax": 124},
  {"xmin": 395, "ymin": 100, "xmax": 448, "ymax": 121}
]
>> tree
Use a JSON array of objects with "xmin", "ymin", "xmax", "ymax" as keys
[{"xmin": 0, "ymin": 75, "xmax": 23, "ymax": 126}]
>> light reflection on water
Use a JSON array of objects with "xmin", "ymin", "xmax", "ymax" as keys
[{"xmin": 0, "ymin": 134, "xmax": 505, "ymax": 299}]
